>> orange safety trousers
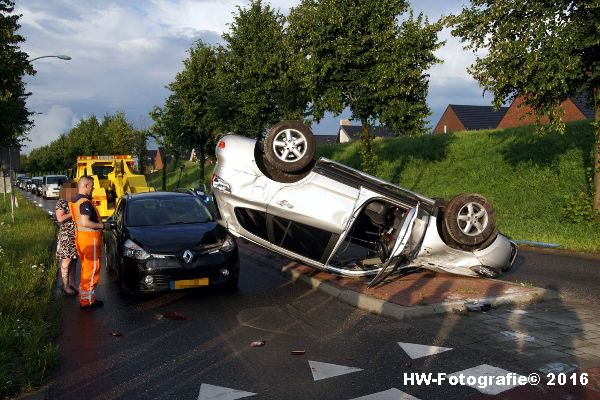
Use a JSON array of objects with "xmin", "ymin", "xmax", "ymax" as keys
[{"xmin": 69, "ymin": 198, "xmax": 103, "ymax": 307}]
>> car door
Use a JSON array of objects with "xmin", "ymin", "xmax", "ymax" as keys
[
  {"xmin": 106, "ymin": 199, "xmax": 125, "ymax": 270},
  {"xmin": 266, "ymin": 173, "xmax": 360, "ymax": 264}
]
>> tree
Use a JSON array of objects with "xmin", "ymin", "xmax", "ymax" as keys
[
  {"xmin": 149, "ymin": 97, "xmax": 187, "ymax": 190},
  {"xmin": 169, "ymin": 41, "xmax": 220, "ymax": 182},
  {"xmin": 132, "ymin": 128, "xmax": 149, "ymax": 173},
  {"xmin": 288, "ymin": 0, "xmax": 442, "ymax": 173},
  {"xmin": 220, "ymin": 0, "xmax": 308, "ymax": 137},
  {"xmin": 448, "ymin": 0, "xmax": 600, "ymax": 216},
  {"xmin": 0, "ymin": 0, "xmax": 35, "ymax": 147}
]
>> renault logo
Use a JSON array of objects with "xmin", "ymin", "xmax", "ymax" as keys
[{"xmin": 182, "ymin": 250, "xmax": 193, "ymax": 264}]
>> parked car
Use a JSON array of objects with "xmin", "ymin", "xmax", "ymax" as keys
[
  {"xmin": 211, "ymin": 121, "xmax": 517, "ymax": 287},
  {"xmin": 30, "ymin": 177, "xmax": 43, "ymax": 195},
  {"xmin": 41, "ymin": 175, "xmax": 68, "ymax": 199},
  {"xmin": 105, "ymin": 191, "xmax": 240, "ymax": 295}
]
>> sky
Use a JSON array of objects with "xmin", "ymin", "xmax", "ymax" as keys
[{"xmin": 16, "ymin": 0, "xmax": 492, "ymax": 153}]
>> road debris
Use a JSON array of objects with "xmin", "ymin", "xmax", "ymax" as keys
[
  {"xmin": 465, "ymin": 302, "xmax": 492, "ymax": 312},
  {"xmin": 251, "ymin": 340, "xmax": 266, "ymax": 347},
  {"xmin": 291, "ymin": 350, "xmax": 306, "ymax": 355},
  {"xmin": 163, "ymin": 311, "xmax": 187, "ymax": 320},
  {"xmin": 109, "ymin": 332, "xmax": 123, "ymax": 337}
]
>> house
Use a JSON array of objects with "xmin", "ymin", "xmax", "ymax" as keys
[
  {"xmin": 337, "ymin": 119, "xmax": 395, "ymax": 143},
  {"xmin": 145, "ymin": 147, "xmax": 168, "ymax": 173},
  {"xmin": 433, "ymin": 105, "xmax": 509, "ymax": 134},
  {"xmin": 497, "ymin": 94, "xmax": 595, "ymax": 129}
]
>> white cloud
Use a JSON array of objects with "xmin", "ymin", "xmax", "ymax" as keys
[{"xmin": 24, "ymin": 105, "xmax": 76, "ymax": 153}]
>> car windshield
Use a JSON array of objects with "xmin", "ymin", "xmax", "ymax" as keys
[
  {"xmin": 127, "ymin": 196, "xmax": 214, "ymax": 227},
  {"xmin": 91, "ymin": 165, "xmax": 113, "ymax": 179},
  {"xmin": 46, "ymin": 176, "xmax": 67, "ymax": 185}
]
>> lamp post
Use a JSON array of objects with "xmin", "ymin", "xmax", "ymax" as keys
[{"xmin": 29, "ymin": 55, "xmax": 71, "ymax": 62}]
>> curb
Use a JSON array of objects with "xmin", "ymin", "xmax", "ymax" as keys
[
  {"xmin": 242, "ymin": 244, "xmax": 559, "ymax": 321},
  {"xmin": 15, "ymin": 385, "xmax": 50, "ymax": 400}
]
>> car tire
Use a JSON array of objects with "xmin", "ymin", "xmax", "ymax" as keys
[
  {"xmin": 263, "ymin": 120, "xmax": 316, "ymax": 173},
  {"xmin": 443, "ymin": 193, "xmax": 497, "ymax": 248},
  {"xmin": 118, "ymin": 263, "xmax": 134, "ymax": 297},
  {"xmin": 223, "ymin": 274, "xmax": 239, "ymax": 292}
]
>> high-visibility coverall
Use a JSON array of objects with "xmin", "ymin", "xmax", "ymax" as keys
[{"xmin": 69, "ymin": 197, "xmax": 103, "ymax": 307}]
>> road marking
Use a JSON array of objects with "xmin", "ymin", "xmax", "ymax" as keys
[
  {"xmin": 449, "ymin": 364, "xmax": 524, "ymax": 395},
  {"xmin": 539, "ymin": 362, "xmax": 578, "ymax": 374},
  {"xmin": 398, "ymin": 342, "xmax": 453, "ymax": 360},
  {"xmin": 308, "ymin": 360, "xmax": 363, "ymax": 381},
  {"xmin": 500, "ymin": 330, "xmax": 535, "ymax": 342},
  {"xmin": 350, "ymin": 388, "xmax": 420, "ymax": 400},
  {"xmin": 197, "ymin": 384, "xmax": 255, "ymax": 400}
]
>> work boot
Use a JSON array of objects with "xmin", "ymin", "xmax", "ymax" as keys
[{"xmin": 81, "ymin": 299, "xmax": 104, "ymax": 309}]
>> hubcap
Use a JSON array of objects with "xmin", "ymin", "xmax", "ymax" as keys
[
  {"xmin": 456, "ymin": 202, "xmax": 488, "ymax": 236},
  {"xmin": 272, "ymin": 129, "xmax": 307, "ymax": 163}
]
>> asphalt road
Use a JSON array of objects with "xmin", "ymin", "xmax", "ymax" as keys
[{"xmin": 19, "ymin": 189, "xmax": 600, "ymax": 400}]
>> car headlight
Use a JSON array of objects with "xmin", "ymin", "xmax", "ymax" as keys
[
  {"xmin": 211, "ymin": 174, "xmax": 231, "ymax": 193},
  {"xmin": 123, "ymin": 239, "xmax": 151, "ymax": 260},
  {"xmin": 220, "ymin": 236, "xmax": 236, "ymax": 252}
]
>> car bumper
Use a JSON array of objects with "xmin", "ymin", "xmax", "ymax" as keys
[{"xmin": 124, "ymin": 250, "xmax": 240, "ymax": 293}]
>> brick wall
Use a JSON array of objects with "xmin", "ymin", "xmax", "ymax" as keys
[
  {"xmin": 433, "ymin": 106, "xmax": 465, "ymax": 134},
  {"xmin": 498, "ymin": 97, "xmax": 587, "ymax": 129}
]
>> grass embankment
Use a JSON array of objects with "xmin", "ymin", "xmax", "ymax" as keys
[
  {"xmin": 147, "ymin": 161, "xmax": 213, "ymax": 191},
  {"xmin": 317, "ymin": 120, "xmax": 600, "ymax": 253},
  {"xmin": 0, "ymin": 193, "xmax": 60, "ymax": 397}
]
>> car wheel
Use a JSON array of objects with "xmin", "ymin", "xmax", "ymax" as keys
[
  {"xmin": 118, "ymin": 263, "xmax": 134, "ymax": 297},
  {"xmin": 222, "ymin": 272, "xmax": 239, "ymax": 292},
  {"xmin": 263, "ymin": 120, "xmax": 316, "ymax": 173},
  {"xmin": 443, "ymin": 193, "xmax": 497, "ymax": 248}
]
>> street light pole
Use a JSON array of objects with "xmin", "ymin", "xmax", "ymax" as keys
[{"xmin": 29, "ymin": 55, "xmax": 71, "ymax": 62}]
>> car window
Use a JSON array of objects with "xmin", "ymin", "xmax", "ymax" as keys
[
  {"xmin": 126, "ymin": 196, "xmax": 214, "ymax": 227},
  {"xmin": 272, "ymin": 216, "xmax": 333, "ymax": 261},
  {"xmin": 234, "ymin": 207, "xmax": 268, "ymax": 240},
  {"xmin": 45, "ymin": 176, "xmax": 66, "ymax": 185},
  {"xmin": 91, "ymin": 164, "xmax": 113, "ymax": 179}
]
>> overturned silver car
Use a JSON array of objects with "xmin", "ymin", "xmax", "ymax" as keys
[{"xmin": 211, "ymin": 121, "xmax": 517, "ymax": 286}]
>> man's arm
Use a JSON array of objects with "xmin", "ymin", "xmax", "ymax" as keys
[{"xmin": 80, "ymin": 214, "xmax": 104, "ymax": 230}]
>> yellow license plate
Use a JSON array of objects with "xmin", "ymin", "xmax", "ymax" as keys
[{"xmin": 171, "ymin": 278, "xmax": 209, "ymax": 289}]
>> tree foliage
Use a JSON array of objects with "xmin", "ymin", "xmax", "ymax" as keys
[
  {"xmin": 0, "ymin": 0, "xmax": 35, "ymax": 147},
  {"xmin": 220, "ymin": 0, "xmax": 308, "ymax": 136},
  {"xmin": 288, "ymin": 0, "xmax": 442, "ymax": 172},
  {"xmin": 24, "ymin": 113, "xmax": 142, "ymax": 176},
  {"xmin": 448, "ymin": 0, "xmax": 600, "ymax": 215},
  {"xmin": 151, "ymin": 0, "xmax": 442, "ymax": 175},
  {"xmin": 168, "ymin": 41, "xmax": 219, "ymax": 181}
]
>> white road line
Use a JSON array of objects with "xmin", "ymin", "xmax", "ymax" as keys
[
  {"xmin": 500, "ymin": 330, "xmax": 535, "ymax": 342},
  {"xmin": 398, "ymin": 342, "xmax": 453, "ymax": 360},
  {"xmin": 350, "ymin": 388, "xmax": 421, "ymax": 400},
  {"xmin": 449, "ymin": 364, "xmax": 525, "ymax": 395},
  {"xmin": 539, "ymin": 362, "xmax": 578, "ymax": 374},
  {"xmin": 308, "ymin": 360, "xmax": 363, "ymax": 381},
  {"xmin": 197, "ymin": 384, "xmax": 255, "ymax": 400}
]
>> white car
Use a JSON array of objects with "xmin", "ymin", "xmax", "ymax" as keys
[
  {"xmin": 41, "ymin": 175, "xmax": 68, "ymax": 199},
  {"xmin": 211, "ymin": 121, "xmax": 517, "ymax": 286}
]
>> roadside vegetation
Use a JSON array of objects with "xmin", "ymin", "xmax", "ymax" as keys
[
  {"xmin": 147, "ymin": 161, "xmax": 213, "ymax": 191},
  {"xmin": 0, "ymin": 193, "xmax": 60, "ymax": 397},
  {"xmin": 317, "ymin": 120, "xmax": 600, "ymax": 253}
]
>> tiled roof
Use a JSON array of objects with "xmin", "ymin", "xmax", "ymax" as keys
[
  {"xmin": 570, "ymin": 93, "xmax": 595, "ymax": 120},
  {"xmin": 449, "ymin": 105, "xmax": 509, "ymax": 130}
]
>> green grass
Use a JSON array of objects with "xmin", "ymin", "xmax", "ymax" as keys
[
  {"xmin": 147, "ymin": 161, "xmax": 214, "ymax": 191},
  {"xmin": 0, "ymin": 193, "xmax": 60, "ymax": 397},
  {"xmin": 317, "ymin": 120, "xmax": 600, "ymax": 253}
]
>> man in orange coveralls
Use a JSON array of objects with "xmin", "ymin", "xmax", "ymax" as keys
[{"xmin": 69, "ymin": 175, "xmax": 107, "ymax": 309}]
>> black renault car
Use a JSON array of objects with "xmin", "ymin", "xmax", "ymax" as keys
[{"xmin": 105, "ymin": 191, "xmax": 240, "ymax": 295}]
